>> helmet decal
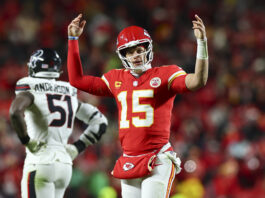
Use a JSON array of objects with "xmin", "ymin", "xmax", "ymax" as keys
[{"xmin": 28, "ymin": 50, "xmax": 44, "ymax": 69}]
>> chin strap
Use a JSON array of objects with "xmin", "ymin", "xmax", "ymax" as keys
[{"xmin": 130, "ymin": 64, "xmax": 152, "ymax": 76}]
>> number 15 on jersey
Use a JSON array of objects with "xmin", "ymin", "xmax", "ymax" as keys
[{"xmin": 117, "ymin": 90, "xmax": 154, "ymax": 129}]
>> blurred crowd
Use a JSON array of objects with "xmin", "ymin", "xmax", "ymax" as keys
[{"xmin": 0, "ymin": 0, "xmax": 264, "ymax": 197}]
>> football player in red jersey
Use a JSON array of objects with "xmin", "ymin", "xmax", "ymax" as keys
[{"xmin": 67, "ymin": 14, "xmax": 208, "ymax": 198}]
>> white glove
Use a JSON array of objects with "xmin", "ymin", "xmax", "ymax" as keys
[
  {"xmin": 26, "ymin": 140, "xmax": 46, "ymax": 153},
  {"xmin": 65, "ymin": 144, "xmax": 79, "ymax": 160},
  {"xmin": 164, "ymin": 151, "xmax": 182, "ymax": 174}
]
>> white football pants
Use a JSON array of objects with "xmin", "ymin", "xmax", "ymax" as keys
[
  {"xmin": 121, "ymin": 152, "xmax": 176, "ymax": 198},
  {"xmin": 21, "ymin": 162, "xmax": 72, "ymax": 198}
]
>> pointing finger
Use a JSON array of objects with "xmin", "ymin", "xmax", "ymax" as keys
[
  {"xmin": 75, "ymin": 14, "xmax": 82, "ymax": 20},
  {"xmin": 195, "ymin": 14, "xmax": 203, "ymax": 23},
  {"xmin": 72, "ymin": 14, "xmax": 82, "ymax": 22},
  {"xmin": 73, "ymin": 17, "xmax": 81, "ymax": 22}
]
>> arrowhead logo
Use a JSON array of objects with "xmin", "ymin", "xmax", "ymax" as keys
[{"xmin": 123, "ymin": 162, "xmax": 134, "ymax": 171}]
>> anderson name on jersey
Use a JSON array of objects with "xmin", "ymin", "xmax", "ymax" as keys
[{"xmin": 15, "ymin": 77, "xmax": 79, "ymax": 165}]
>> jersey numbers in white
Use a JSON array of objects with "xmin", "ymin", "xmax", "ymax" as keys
[{"xmin": 117, "ymin": 90, "xmax": 154, "ymax": 128}]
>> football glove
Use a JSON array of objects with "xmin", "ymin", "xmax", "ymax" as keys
[
  {"xmin": 26, "ymin": 139, "xmax": 46, "ymax": 153},
  {"xmin": 164, "ymin": 151, "xmax": 182, "ymax": 174},
  {"xmin": 65, "ymin": 144, "xmax": 79, "ymax": 160}
]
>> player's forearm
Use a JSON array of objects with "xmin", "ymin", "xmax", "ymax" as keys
[
  {"xmin": 9, "ymin": 93, "xmax": 33, "ymax": 144},
  {"xmin": 194, "ymin": 58, "xmax": 209, "ymax": 85},
  {"xmin": 9, "ymin": 110, "xmax": 29, "ymax": 144},
  {"xmin": 186, "ymin": 39, "xmax": 209, "ymax": 91},
  {"xmin": 67, "ymin": 122, "xmax": 107, "ymax": 157},
  {"xmin": 194, "ymin": 38, "xmax": 209, "ymax": 87},
  {"xmin": 186, "ymin": 60, "xmax": 208, "ymax": 91}
]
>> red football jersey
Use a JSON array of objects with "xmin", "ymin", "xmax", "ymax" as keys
[{"xmin": 102, "ymin": 65, "xmax": 188, "ymax": 155}]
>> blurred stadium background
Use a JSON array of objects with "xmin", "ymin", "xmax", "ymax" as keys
[{"xmin": 0, "ymin": 0, "xmax": 264, "ymax": 197}]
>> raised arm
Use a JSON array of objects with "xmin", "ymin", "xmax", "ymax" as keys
[
  {"xmin": 185, "ymin": 15, "xmax": 209, "ymax": 91},
  {"xmin": 67, "ymin": 14, "xmax": 112, "ymax": 96}
]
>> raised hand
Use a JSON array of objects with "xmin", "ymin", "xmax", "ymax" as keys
[
  {"xmin": 68, "ymin": 14, "xmax": 86, "ymax": 37},
  {"xmin": 192, "ymin": 15, "xmax": 206, "ymax": 39}
]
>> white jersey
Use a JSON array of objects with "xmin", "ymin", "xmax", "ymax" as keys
[{"xmin": 15, "ymin": 77, "xmax": 79, "ymax": 165}]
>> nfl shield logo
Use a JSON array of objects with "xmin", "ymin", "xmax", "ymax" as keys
[{"xmin": 150, "ymin": 77, "xmax": 161, "ymax": 88}]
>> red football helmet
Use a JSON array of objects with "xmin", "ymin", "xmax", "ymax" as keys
[{"xmin": 116, "ymin": 26, "xmax": 153, "ymax": 71}]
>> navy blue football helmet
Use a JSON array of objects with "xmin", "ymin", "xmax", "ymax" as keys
[{"xmin": 27, "ymin": 48, "xmax": 62, "ymax": 78}]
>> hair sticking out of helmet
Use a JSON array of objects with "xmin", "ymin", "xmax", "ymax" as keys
[
  {"xmin": 27, "ymin": 48, "xmax": 62, "ymax": 79},
  {"xmin": 116, "ymin": 26, "xmax": 153, "ymax": 72}
]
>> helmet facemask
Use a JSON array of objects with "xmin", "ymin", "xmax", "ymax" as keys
[{"xmin": 117, "ymin": 40, "xmax": 153, "ymax": 72}]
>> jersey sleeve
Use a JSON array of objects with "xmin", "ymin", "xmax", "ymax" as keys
[
  {"xmin": 101, "ymin": 70, "xmax": 113, "ymax": 92},
  {"xmin": 166, "ymin": 65, "xmax": 189, "ymax": 93},
  {"xmin": 67, "ymin": 40, "xmax": 112, "ymax": 97},
  {"xmin": 101, "ymin": 69, "xmax": 119, "ymax": 94},
  {"xmin": 15, "ymin": 77, "xmax": 33, "ymax": 95}
]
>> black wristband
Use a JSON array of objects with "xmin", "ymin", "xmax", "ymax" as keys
[
  {"xmin": 73, "ymin": 140, "xmax": 86, "ymax": 154},
  {"xmin": 19, "ymin": 135, "xmax": 30, "ymax": 145}
]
